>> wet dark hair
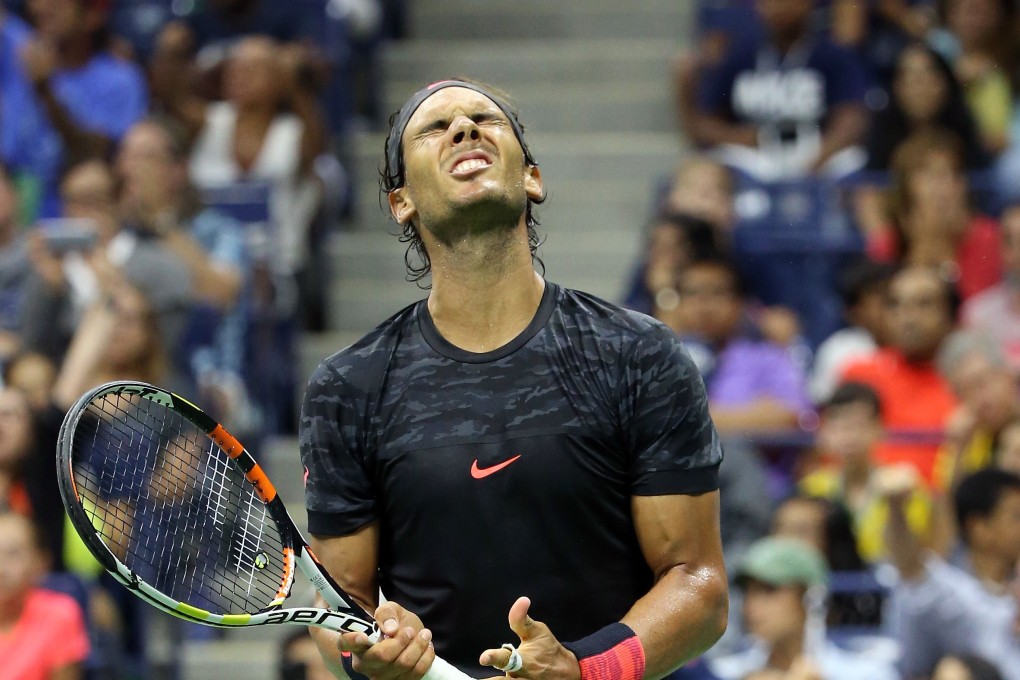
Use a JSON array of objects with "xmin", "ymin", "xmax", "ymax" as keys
[
  {"xmin": 380, "ymin": 78, "xmax": 545, "ymax": 286},
  {"xmin": 954, "ymin": 467, "xmax": 1020, "ymax": 545}
]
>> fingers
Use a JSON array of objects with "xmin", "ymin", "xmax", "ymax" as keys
[
  {"xmin": 507, "ymin": 596, "xmax": 536, "ymax": 642},
  {"xmin": 479, "ymin": 646, "xmax": 515, "ymax": 670},
  {"xmin": 347, "ymin": 626, "xmax": 435, "ymax": 679}
]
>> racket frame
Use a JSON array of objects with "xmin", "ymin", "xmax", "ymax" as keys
[{"xmin": 56, "ymin": 380, "xmax": 376, "ymax": 636}]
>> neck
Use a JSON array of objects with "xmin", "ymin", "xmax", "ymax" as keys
[
  {"xmin": 425, "ymin": 222, "xmax": 544, "ymax": 353},
  {"xmin": 843, "ymin": 455, "xmax": 872, "ymax": 488},
  {"xmin": 970, "ymin": 549, "xmax": 1014, "ymax": 587},
  {"xmin": 766, "ymin": 634, "xmax": 804, "ymax": 671}
]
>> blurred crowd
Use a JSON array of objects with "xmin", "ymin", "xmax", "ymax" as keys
[
  {"xmin": 0, "ymin": 0, "xmax": 404, "ymax": 677},
  {"xmin": 3, "ymin": 0, "xmax": 1020, "ymax": 679},
  {"xmin": 644, "ymin": 1, "xmax": 1020, "ymax": 679}
]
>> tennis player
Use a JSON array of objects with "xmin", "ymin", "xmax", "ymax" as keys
[{"xmin": 300, "ymin": 79, "xmax": 728, "ymax": 680}]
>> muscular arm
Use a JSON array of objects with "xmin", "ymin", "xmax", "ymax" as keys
[
  {"xmin": 623, "ymin": 491, "xmax": 728, "ymax": 678},
  {"xmin": 310, "ymin": 522, "xmax": 382, "ymax": 679}
]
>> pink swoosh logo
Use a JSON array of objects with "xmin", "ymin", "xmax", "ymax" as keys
[
  {"xmin": 470, "ymin": 455, "xmax": 522, "ymax": 479},
  {"xmin": 303, "ymin": 466, "xmax": 310, "ymax": 487}
]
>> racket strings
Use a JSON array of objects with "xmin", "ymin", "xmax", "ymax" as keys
[{"xmin": 70, "ymin": 392, "xmax": 288, "ymax": 616}]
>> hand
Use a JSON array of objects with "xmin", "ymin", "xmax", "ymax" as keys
[
  {"xmin": 338, "ymin": 601, "xmax": 436, "ymax": 680},
  {"xmin": 873, "ymin": 463, "xmax": 921, "ymax": 504},
  {"xmin": 26, "ymin": 232, "xmax": 66, "ymax": 291},
  {"xmin": 479, "ymin": 597, "xmax": 580, "ymax": 680},
  {"xmin": 19, "ymin": 38, "xmax": 58, "ymax": 85}
]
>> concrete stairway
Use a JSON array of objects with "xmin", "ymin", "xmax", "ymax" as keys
[{"xmin": 184, "ymin": 1, "xmax": 695, "ymax": 677}]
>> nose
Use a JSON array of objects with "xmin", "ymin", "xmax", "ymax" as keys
[{"xmin": 450, "ymin": 116, "xmax": 481, "ymax": 145}]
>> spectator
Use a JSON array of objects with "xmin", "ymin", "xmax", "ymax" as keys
[
  {"xmin": 622, "ymin": 211, "xmax": 721, "ymax": 317},
  {"xmin": 669, "ymin": 255, "xmax": 812, "ymax": 435},
  {"xmin": 852, "ymin": 42, "xmax": 988, "ymax": 238},
  {"xmin": 936, "ymin": 330, "xmax": 1020, "ymax": 486},
  {"xmin": 869, "ymin": 128, "xmax": 1002, "ymax": 301},
  {"xmin": 691, "ymin": 0, "xmax": 870, "ymax": 180},
  {"xmin": 19, "ymin": 158, "xmax": 194, "ymax": 368},
  {"xmin": 828, "ymin": 1, "xmax": 938, "ymax": 82},
  {"xmin": 884, "ymin": 467, "xmax": 1020, "ymax": 680},
  {"xmin": 932, "ymin": 654, "xmax": 1006, "ymax": 680},
  {"xmin": 117, "ymin": 120, "xmax": 245, "ymax": 320},
  {"xmin": 17, "ymin": 0, "xmax": 148, "ymax": 217},
  {"xmin": 962, "ymin": 204, "xmax": 1020, "ymax": 369},
  {"xmin": 809, "ymin": 259, "xmax": 895, "ymax": 403},
  {"xmin": 51, "ymin": 283, "xmax": 171, "ymax": 411},
  {"xmin": 0, "ymin": 511, "xmax": 90, "ymax": 679},
  {"xmin": 707, "ymin": 536, "xmax": 898, "ymax": 680},
  {"xmin": 657, "ymin": 155, "xmax": 737, "ymax": 237},
  {"xmin": 799, "ymin": 382, "xmax": 936, "ymax": 562},
  {"xmin": 189, "ymin": 35, "xmax": 326, "ymax": 280},
  {"xmin": 840, "ymin": 265, "xmax": 959, "ymax": 486},
  {"xmin": 929, "ymin": 0, "xmax": 1015, "ymax": 156}
]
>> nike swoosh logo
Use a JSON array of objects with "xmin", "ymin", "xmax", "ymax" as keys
[
  {"xmin": 470, "ymin": 455, "xmax": 522, "ymax": 479},
  {"xmin": 303, "ymin": 466, "xmax": 310, "ymax": 487}
]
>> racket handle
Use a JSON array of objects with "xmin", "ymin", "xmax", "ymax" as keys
[
  {"xmin": 363, "ymin": 631, "xmax": 474, "ymax": 680},
  {"xmin": 422, "ymin": 656, "xmax": 476, "ymax": 680}
]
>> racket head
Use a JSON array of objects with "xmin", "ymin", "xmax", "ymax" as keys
[{"xmin": 56, "ymin": 381, "xmax": 298, "ymax": 623}]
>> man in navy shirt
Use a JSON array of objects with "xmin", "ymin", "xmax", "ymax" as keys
[
  {"xmin": 691, "ymin": 0, "xmax": 869, "ymax": 180},
  {"xmin": 300, "ymin": 80, "xmax": 729, "ymax": 680}
]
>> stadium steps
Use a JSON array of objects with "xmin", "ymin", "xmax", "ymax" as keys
[{"xmin": 183, "ymin": 0, "xmax": 694, "ymax": 676}]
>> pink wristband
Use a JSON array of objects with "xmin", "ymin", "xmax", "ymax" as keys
[{"xmin": 563, "ymin": 623, "xmax": 646, "ymax": 680}]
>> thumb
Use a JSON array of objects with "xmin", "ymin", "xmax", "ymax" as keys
[{"xmin": 508, "ymin": 596, "xmax": 537, "ymax": 642}]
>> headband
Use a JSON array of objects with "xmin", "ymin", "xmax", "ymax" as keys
[{"xmin": 385, "ymin": 80, "xmax": 537, "ymax": 189}]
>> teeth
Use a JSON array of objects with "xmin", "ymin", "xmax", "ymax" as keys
[{"xmin": 453, "ymin": 158, "xmax": 490, "ymax": 173}]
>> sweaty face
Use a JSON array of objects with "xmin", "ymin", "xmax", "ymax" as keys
[{"xmin": 390, "ymin": 87, "xmax": 543, "ymax": 240}]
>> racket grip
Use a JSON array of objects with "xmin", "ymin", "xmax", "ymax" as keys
[{"xmin": 422, "ymin": 656, "xmax": 475, "ymax": 680}]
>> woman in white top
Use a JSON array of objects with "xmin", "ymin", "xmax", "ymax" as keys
[{"xmin": 189, "ymin": 35, "xmax": 326, "ymax": 277}]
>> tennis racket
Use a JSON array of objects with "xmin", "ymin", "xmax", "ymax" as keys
[{"xmin": 56, "ymin": 380, "xmax": 471, "ymax": 680}]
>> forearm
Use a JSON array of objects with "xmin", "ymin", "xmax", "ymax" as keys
[
  {"xmin": 52, "ymin": 303, "xmax": 116, "ymax": 410},
  {"xmin": 687, "ymin": 113, "xmax": 758, "ymax": 148},
  {"xmin": 814, "ymin": 106, "xmax": 868, "ymax": 168},
  {"xmin": 620, "ymin": 564, "xmax": 728, "ymax": 678},
  {"xmin": 709, "ymin": 399, "xmax": 800, "ymax": 433},
  {"xmin": 884, "ymin": 496, "xmax": 926, "ymax": 580},
  {"xmin": 34, "ymin": 80, "xmax": 111, "ymax": 163}
]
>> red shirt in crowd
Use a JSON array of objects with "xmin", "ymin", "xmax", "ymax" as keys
[
  {"xmin": 0, "ymin": 588, "xmax": 90, "ymax": 680},
  {"xmin": 867, "ymin": 215, "xmax": 1002, "ymax": 300},
  {"xmin": 840, "ymin": 348, "xmax": 958, "ymax": 486}
]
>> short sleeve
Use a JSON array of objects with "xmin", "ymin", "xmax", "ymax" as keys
[
  {"xmin": 299, "ymin": 359, "xmax": 379, "ymax": 536},
  {"xmin": 619, "ymin": 324, "xmax": 722, "ymax": 496}
]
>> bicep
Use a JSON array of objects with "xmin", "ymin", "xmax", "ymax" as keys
[
  {"xmin": 631, "ymin": 492, "xmax": 725, "ymax": 580},
  {"xmin": 310, "ymin": 521, "xmax": 381, "ymax": 613}
]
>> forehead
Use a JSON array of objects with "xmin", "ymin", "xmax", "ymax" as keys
[
  {"xmin": 404, "ymin": 87, "xmax": 508, "ymax": 134},
  {"xmin": 890, "ymin": 270, "xmax": 943, "ymax": 299}
]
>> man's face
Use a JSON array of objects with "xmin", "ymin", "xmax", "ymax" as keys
[
  {"xmin": 948, "ymin": 352, "xmax": 1017, "ymax": 432},
  {"xmin": 817, "ymin": 402, "xmax": 882, "ymax": 463},
  {"xmin": 60, "ymin": 160, "xmax": 118, "ymax": 241},
  {"xmin": 115, "ymin": 123, "xmax": 181, "ymax": 210},
  {"xmin": 674, "ymin": 264, "xmax": 743, "ymax": 345},
  {"xmin": 742, "ymin": 580, "xmax": 806, "ymax": 646},
  {"xmin": 980, "ymin": 489, "xmax": 1020, "ymax": 565},
  {"xmin": 886, "ymin": 269, "xmax": 954, "ymax": 362},
  {"xmin": 389, "ymin": 87, "xmax": 543, "ymax": 242},
  {"xmin": 756, "ymin": 0, "xmax": 814, "ymax": 39},
  {"xmin": 28, "ymin": 0, "xmax": 86, "ymax": 42}
]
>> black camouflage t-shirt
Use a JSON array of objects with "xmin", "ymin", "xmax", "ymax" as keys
[{"xmin": 300, "ymin": 282, "xmax": 721, "ymax": 676}]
